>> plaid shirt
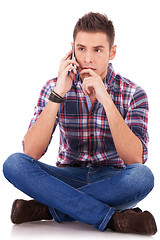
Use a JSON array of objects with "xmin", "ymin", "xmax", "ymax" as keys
[{"xmin": 27, "ymin": 63, "xmax": 149, "ymax": 168}]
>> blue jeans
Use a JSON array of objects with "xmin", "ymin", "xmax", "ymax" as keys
[{"xmin": 3, "ymin": 153, "xmax": 154, "ymax": 231}]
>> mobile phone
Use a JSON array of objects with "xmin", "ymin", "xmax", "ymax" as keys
[
  {"xmin": 71, "ymin": 45, "xmax": 76, "ymax": 63},
  {"xmin": 68, "ymin": 46, "xmax": 76, "ymax": 76}
]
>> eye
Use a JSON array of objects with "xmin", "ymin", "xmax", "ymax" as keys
[
  {"xmin": 78, "ymin": 47, "xmax": 85, "ymax": 51},
  {"xmin": 95, "ymin": 49, "xmax": 101, "ymax": 53}
]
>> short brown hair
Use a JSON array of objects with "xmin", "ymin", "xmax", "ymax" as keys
[{"xmin": 73, "ymin": 12, "xmax": 115, "ymax": 49}]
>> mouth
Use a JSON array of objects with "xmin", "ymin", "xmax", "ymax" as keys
[{"xmin": 81, "ymin": 66, "xmax": 96, "ymax": 71}]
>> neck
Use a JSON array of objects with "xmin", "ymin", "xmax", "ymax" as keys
[{"xmin": 101, "ymin": 69, "xmax": 108, "ymax": 82}]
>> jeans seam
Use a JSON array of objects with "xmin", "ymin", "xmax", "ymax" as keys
[
  {"xmin": 32, "ymin": 160, "xmax": 87, "ymax": 184},
  {"xmin": 31, "ymin": 159, "xmax": 88, "ymax": 195},
  {"xmin": 53, "ymin": 208, "xmax": 61, "ymax": 222},
  {"xmin": 77, "ymin": 176, "xmax": 116, "ymax": 190},
  {"xmin": 99, "ymin": 207, "xmax": 112, "ymax": 230}
]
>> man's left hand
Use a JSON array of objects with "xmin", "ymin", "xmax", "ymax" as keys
[{"xmin": 79, "ymin": 68, "xmax": 108, "ymax": 105}]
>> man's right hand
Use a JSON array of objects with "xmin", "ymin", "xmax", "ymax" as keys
[{"xmin": 54, "ymin": 50, "xmax": 79, "ymax": 97}]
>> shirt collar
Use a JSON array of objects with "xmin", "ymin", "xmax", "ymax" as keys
[
  {"xmin": 105, "ymin": 63, "xmax": 116, "ymax": 87},
  {"xmin": 73, "ymin": 62, "xmax": 116, "ymax": 87}
]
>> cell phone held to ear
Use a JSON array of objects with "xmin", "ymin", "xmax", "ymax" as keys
[
  {"xmin": 68, "ymin": 46, "xmax": 76, "ymax": 76},
  {"xmin": 71, "ymin": 45, "xmax": 76, "ymax": 63}
]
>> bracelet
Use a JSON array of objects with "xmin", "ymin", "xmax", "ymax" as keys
[
  {"xmin": 49, "ymin": 90, "xmax": 65, "ymax": 103},
  {"xmin": 52, "ymin": 90, "xmax": 64, "ymax": 100}
]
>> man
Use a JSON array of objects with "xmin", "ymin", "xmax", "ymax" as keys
[{"xmin": 3, "ymin": 12, "xmax": 157, "ymax": 235}]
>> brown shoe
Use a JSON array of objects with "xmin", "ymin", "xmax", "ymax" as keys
[
  {"xmin": 121, "ymin": 207, "xmax": 142, "ymax": 213},
  {"xmin": 108, "ymin": 209, "xmax": 157, "ymax": 235},
  {"xmin": 11, "ymin": 199, "xmax": 53, "ymax": 224}
]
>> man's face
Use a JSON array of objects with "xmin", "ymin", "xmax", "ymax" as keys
[{"xmin": 74, "ymin": 31, "xmax": 116, "ymax": 81}]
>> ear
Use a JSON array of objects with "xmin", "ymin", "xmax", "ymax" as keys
[
  {"xmin": 71, "ymin": 42, "xmax": 74, "ymax": 47},
  {"xmin": 109, "ymin": 45, "xmax": 117, "ymax": 60}
]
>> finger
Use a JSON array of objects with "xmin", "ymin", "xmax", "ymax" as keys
[
  {"xmin": 65, "ymin": 64, "xmax": 77, "ymax": 76},
  {"xmin": 72, "ymin": 67, "xmax": 77, "ymax": 75},
  {"xmin": 66, "ymin": 59, "xmax": 79, "ymax": 68},
  {"xmin": 62, "ymin": 50, "xmax": 72, "ymax": 61},
  {"xmin": 61, "ymin": 58, "xmax": 79, "ymax": 72},
  {"xmin": 79, "ymin": 68, "xmax": 95, "ymax": 76},
  {"xmin": 81, "ymin": 85, "xmax": 88, "ymax": 95},
  {"xmin": 82, "ymin": 77, "xmax": 92, "ymax": 83},
  {"xmin": 68, "ymin": 70, "xmax": 75, "ymax": 80},
  {"xmin": 82, "ymin": 81, "xmax": 93, "ymax": 95},
  {"xmin": 59, "ymin": 59, "xmax": 78, "ymax": 79},
  {"xmin": 83, "ymin": 86, "xmax": 92, "ymax": 95}
]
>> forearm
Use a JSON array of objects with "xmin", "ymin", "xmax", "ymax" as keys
[
  {"xmin": 103, "ymin": 94, "xmax": 143, "ymax": 165},
  {"xmin": 24, "ymin": 100, "xmax": 60, "ymax": 160},
  {"xmin": 24, "ymin": 50, "xmax": 78, "ymax": 160},
  {"xmin": 79, "ymin": 68, "xmax": 143, "ymax": 165}
]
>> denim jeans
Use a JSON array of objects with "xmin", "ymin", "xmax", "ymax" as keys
[{"xmin": 3, "ymin": 153, "xmax": 154, "ymax": 231}]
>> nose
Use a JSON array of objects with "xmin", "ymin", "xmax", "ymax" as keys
[{"xmin": 84, "ymin": 51, "xmax": 93, "ymax": 64}]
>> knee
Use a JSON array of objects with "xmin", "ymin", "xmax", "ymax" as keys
[
  {"xmin": 127, "ymin": 164, "xmax": 154, "ymax": 193},
  {"xmin": 3, "ymin": 153, "xmax": 31, "ymax": 182}
]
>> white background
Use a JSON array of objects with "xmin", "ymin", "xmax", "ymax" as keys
[{"xmin": 0, "ymin": 0, "xmax": 160, "ymax": 239}]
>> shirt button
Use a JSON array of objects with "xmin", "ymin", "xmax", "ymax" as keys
[
  {"xmin": 90, "ymin": 152, "xmax": 93, "ymax": 156},
  {"xmin": 90, "ymin": 133, "xmax": 94, "ymax": 137},
  {"xmin": 91, "ymin": 111, "xmax": 94, "ymax": 115}
]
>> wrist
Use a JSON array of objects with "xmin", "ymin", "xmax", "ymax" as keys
[
  {"xmin": 101, "ymin": 92, "xmax": 113, "ymax": 108},
  {"xmin": 54, "ymin": 87, "xmax": 66, "ymax": 98},
  {"xmin": 49, "ymin": 90, "xmax": 65, "ymax": 103}
]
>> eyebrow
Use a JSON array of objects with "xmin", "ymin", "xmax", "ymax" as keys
[
  {"xmin": 93, "ymin": 45, "xmax": 105, "ymax": 49},
  {"xmin": 76, "ymin": 44, "xmax": 105, "ymax": 49}
]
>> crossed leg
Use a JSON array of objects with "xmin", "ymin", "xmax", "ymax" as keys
[{"xmin": 3, "ymin": 153, "xmax": 155, "ymax": 232}]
